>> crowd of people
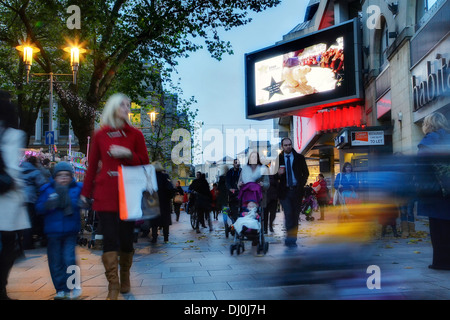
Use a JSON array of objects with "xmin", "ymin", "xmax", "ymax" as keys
[{"xmin": 1, "ymin": 87, "xmax": 450, "ymax": 301}]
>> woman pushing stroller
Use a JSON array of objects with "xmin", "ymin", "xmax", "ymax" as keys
[
  {"xmin": 237, "ymin": 151, "xmax": 270, "ymax": 198},
  {"xmin": 230, "ymin": 151, "xmax": 269, "ymax": 254}
]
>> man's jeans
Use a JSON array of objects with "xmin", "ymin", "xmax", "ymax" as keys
[{"xmin": 47, "ymin": 234, "xmax": 77, "ymax": 292}]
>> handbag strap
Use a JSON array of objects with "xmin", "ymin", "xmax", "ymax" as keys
[{"xmin": 142, "ymin": 165, "xmax": 156, "ymax": 192}]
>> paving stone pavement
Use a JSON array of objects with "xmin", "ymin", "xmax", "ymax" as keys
[{"xmin": 6, "ymin": 208, "xmax": 450, "ymax": 301}]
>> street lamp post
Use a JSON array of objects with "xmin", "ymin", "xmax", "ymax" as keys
[{"xmin": 16, "ymin": 42, "xmax": 85, "ymax": 159}]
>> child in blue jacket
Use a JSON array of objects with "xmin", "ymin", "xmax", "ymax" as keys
[{"xmin": 36, "ymin": 162, "xmax": 83, "ymax": 300}]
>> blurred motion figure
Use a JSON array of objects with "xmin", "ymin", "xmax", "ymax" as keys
[{"xmin": 416, "ymin": 112, "xmax": 450, "ymax": 270}]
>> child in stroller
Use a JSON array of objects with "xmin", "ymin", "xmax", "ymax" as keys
[
  {"xmin": 230, "ymin": 182, "xmax": 268, "ymax": 255},
  {"xmin": 300, "ymin": 184, "xmax": 319, "ymax": 221},
  {"xmin": 232, "ymin": 201, "xmax": 261, "ymax": 236}
]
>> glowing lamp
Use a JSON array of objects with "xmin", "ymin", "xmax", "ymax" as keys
[
  {"xmin": 63, "ymin": 45, "xmax": 86, "ymax": 84},
  {"xmin": 16, "ymin": 44, "xmax": 40, "ymax": 83}
]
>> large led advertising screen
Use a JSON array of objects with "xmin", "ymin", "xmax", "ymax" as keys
[{"xmin": 245, "ymin": 19, "xmax": 362, "ymax": 120}]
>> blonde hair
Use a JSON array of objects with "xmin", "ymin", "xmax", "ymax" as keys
[
  {"xmin": 422, "ymin": 112, "xmax": 450, "ymax": 135},
  {"xmin": 100, "ymin": 93, "xmax": 131, "ymax": 129}
]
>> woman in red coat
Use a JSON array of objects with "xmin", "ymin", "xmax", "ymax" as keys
[
  {"xmin": 313, "ymin": 173, "xmax": 329, "ymax": 220},
  {"xmin": 80, "ymin": 93, "xmax": 149, "ymax": 300}
]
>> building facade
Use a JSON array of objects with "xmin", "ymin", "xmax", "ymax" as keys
[{"xmin": 260, "ymin": 0, "xmax": 449, "ymax": 186}]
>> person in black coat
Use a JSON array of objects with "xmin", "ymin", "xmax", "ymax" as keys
[
  {"xmin": 173, "ymin": 180, "xmax": 184, "ymax": 222},
  {"xmin": 190, "ymin": 173, "xmax": 212, "ymax": 233},
  {"xmin": 276, "ymin": 137, "xmax": 309, "ymax": 248},
  {"xmin": 150, "ymin": 162, "xmax": 175, "ymax": 243},
  {"xmin": 226, "ymin": 159, "xmax": 241, "ymax": 221},
  {"xmin": 216, "ymin": 165, "xmax": 228, "ymax": 214}
]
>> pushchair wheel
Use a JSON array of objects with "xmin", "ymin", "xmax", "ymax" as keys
[
  {"xmin": 264, "ymin": 242, "xmax": 269, "ymax": 254},
  {"xmin": 257, "ymin": 242, "xmax": 269, "ymax": 255},
  {"xmin": 230, "ymin": 244, "xmax": 236, "ymax": 255}
]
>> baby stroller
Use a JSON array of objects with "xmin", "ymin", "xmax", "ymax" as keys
[
  {"xmin": 77, "ymin": 200, "xmax": 101, "ymax": 249},
  {"xmin": 300, "ymin": 185, "xmax": 319, "ymax": 221},
  {"xmin": 230, "ymin": 182, "xmax": 269, "ymax": 255}
]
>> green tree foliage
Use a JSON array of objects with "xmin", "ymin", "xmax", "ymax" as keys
[{"xmin": 0, "ymin": 0, "xmax": 281, "ymax": 153}]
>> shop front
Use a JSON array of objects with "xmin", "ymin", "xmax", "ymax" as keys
[
  {"xmin": 293, "ymin": 104, "xmax": 365, "ymax": 186},
  {"xmin": 410, "ymin": 0, "xmax": 450, "ymax": 124}
]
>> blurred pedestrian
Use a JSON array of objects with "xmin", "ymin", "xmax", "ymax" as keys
[
  {"xmin": 20, "ymin": 156, "xmax": 47, "ymax": 249},
  {"xmin": 40, "ymin": 158, "xmax": 52, "ymax": 182},
  {"xmin": 0, "ymin": 91, "xmax": 30, "ymax": 300},
  {"xmin": 399, "ymin": 199, "xmax": 416, "ymax": 238},
  {"xmin": 150, "ymin": 162, "xmax": 175, "ymax": 243},
  {"xmin": 238, "ymin": 151, "xmax": 269, "ymax": 222},
  {"xmin": 80, "ymin": 93, "xmax": 150, "ymax": 299},
  {"xmin": 313, "ymin": 173, "xmax": 329, "ymax": 220},
  {"xmin": 264, "ymin": 172, "xmax": 279, "ymax": 233},
  {"xmin": 173, "ymin": 180, "xmax": 184, "ymax": 222},
  {"xmin": 238, "ymin": 151, "xmax": 269, "ymax": 190},
  {"xmin": 334, "ymin": 162, "xmax": 358, "ymax": 203},
  {"xmin": 277, "ymin": 138, "xmax": 309, "ymax": 248},
  {"xmin": 211, "ymin": 183, "xmax": 219, "ymax": 220},
  {"xmin": 190, "ymin": 173, "xmax": 212, "ymax": 233},
  {"xmin": 36, "ymin": 162, "xmax": 83, "ymax": 299},
  {"xmin": 216, "ymin": 165, "xmax": 228, "ymax": 214},
  {"xmin": 416, "ymin": 112, "xmax": 450, "ymax": 270},
  {"xmin": 226, "ymin": 159, "xmax": 241, "ymax": 222}
]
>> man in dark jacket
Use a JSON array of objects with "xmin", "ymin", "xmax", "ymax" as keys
[
  {"xmin": 189, "ymin": 173, "xmax": 212, "ymax": 233},
  {"xmin": 277, "ymin": 137, "xmax": 309, "ymax": 248}
]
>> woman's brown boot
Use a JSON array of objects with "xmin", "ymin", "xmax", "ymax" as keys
[
  {"xmin": 102, "ymin": 251, "xmax": 120, "ymax": 300},
  {"xmin": 119, "ymin": 251, "xmax": 134, "ymax": 294}
]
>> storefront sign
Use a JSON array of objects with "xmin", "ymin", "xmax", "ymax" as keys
[
  {"xmin": 412, "ymin": 55, "xmax": 449, "ymax": 111},
  {"xmin": 351, "ymin": 131, "xmax": 384, "ymax": 146},
  {"xmin": 294, "ymin": 105, "xmax": 362, "ymax": 153}
]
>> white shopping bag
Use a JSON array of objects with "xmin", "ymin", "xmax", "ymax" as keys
[{"xmin": 118, "ymin": 165, "xmax": 159, "ymax": 221}]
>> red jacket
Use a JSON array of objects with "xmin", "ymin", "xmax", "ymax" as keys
[{"xmin": 81, "ymin": 123, "xmax": 149, "ymax": 212}]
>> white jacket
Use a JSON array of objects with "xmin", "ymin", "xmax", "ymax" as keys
[{"xmin": 0, "ymin": 128, "xmax": 30, "ymax": 231}]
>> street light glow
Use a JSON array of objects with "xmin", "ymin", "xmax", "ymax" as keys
[
  {"xmin": 148, "ymin": 111, "xmax": 157, "ymax": 125},
  {"xmin": 23, "ymin": 46, "xmax": 34, "ymax": 65},
  {"xmin": 71, "ymin": 47, "xmax": 80, "ymax": 65}
]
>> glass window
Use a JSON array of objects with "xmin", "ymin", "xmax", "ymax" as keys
[
  {"xmin": 417, "ymin": 0, "xmax": 440, "ymax": 26},
  {"xmin": 379, "ymin": 21, "xmax": 389, "ymax": 70},
  {"xmin": 427, "ymin": 0, "xmax": 438, "ymax": 10}
]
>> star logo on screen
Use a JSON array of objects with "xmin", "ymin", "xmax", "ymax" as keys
[{"xmin": 262, "ymin": 77, "xmax": 285, "ymax": 100}]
